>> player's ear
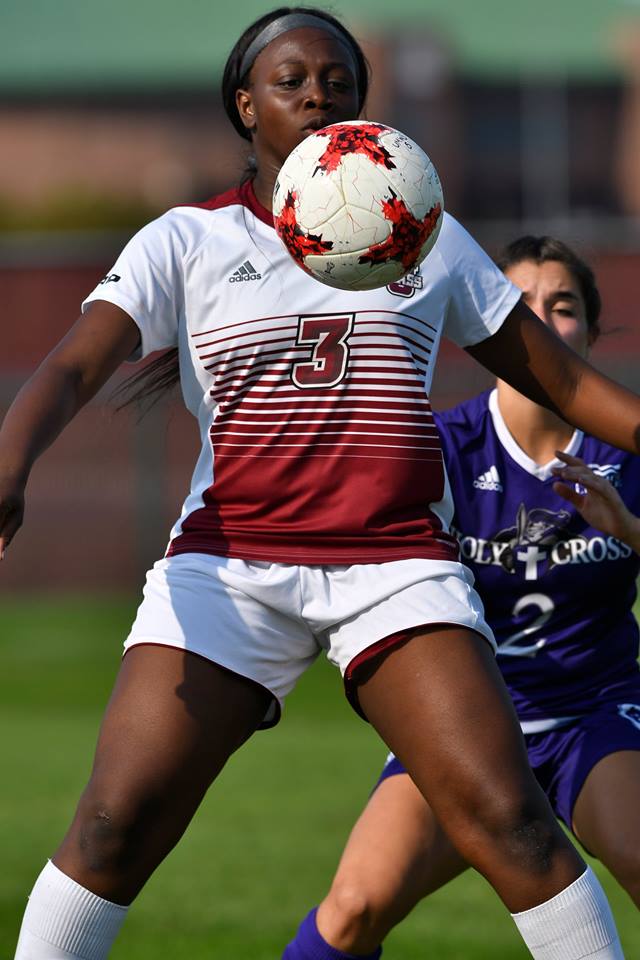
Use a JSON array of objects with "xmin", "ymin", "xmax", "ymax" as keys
[{"xmin": 236, "ymin": 89, "xmax": 256, "ymax": 132}]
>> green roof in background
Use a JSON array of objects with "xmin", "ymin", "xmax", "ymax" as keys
[{"xmin": 2, "ymin": 0, "xmax": 639, "ymax": 93}]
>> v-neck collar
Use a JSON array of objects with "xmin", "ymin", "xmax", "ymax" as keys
[{"xmin": 488, "ymin": 389, "xmax": 583, "ymax": 480}]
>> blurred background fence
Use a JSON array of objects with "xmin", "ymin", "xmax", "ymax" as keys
[{"xmin": 3, "ymin": 0, "xmax": 640, "ymax": 593}]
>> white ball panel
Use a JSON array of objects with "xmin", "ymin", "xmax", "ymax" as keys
[
  {"xmin": 295, "ymin": 176, "xmax": 346, "ymax": 230},
  {"xmin": 338, "ymin": 154, "xmax": 400, "ymax": 214},
  {"xmin": 304, "ymin": 248, "xmax": 409, "ymax": 290},
  {"xmin": 318, "ymin": 205, "xmax": 390, "ymax": 253}
]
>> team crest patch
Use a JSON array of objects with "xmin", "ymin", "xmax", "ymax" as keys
[
  {"xmin": 492, "ymin": 503, "xmax": 576, "ymax": 575},
  {"xmin": 618, "ymin": 703, "xmax": 640, "ymax": 730},
  {"xmin": 386, "ymin": 264, "xmax": 424, "ymax": 298}
]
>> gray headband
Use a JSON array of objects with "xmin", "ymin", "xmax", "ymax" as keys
[{"xmin": 239, "ymin": 13, "xmax": 352, "ymax": 80}]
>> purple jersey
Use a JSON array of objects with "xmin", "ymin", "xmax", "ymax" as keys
[{"xmin": 435, "ymin": 389, "xmax": 640, "ymax": 726}]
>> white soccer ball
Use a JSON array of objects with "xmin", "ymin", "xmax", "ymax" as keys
[{"xmin": 272, "ymin": 120, "xmax": 444, "ymax": 291}]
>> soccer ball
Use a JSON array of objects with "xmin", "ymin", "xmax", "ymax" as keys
[{"xmin": 272, "ymin": 120, "xmax": 444, "ymax": 291}]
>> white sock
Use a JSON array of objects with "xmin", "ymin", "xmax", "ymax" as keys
[
  {"xmin": 14, "ymin": 861, "xmax": 128, "ymax": 960},
  {"xmin": 511, "ymin": 866, "xmax": 624, "ymax": 959}
]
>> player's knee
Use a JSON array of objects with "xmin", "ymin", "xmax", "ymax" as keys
[
  {"xmin": 499, "ymin": 808, "xmax": 559, "ymax": 872},
  {"xmin": 72, "ymin": 786, "xmax": 158, "ymax": 874},
  {"xmin": 324, "ymin": 878, "xmax": 382, "ymax": 945},
  {"xmin": 454, "ymin": 790, "xmax": 559, "ymax": 873}
]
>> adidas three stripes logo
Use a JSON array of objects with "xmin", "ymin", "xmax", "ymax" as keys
[
  {"xmin": 228, "ymin": 260, "xmax": 262, "ymax": 282},
  {"xmin": 473, "ymin": 465, "xmax": 503, "ymax": 491}
]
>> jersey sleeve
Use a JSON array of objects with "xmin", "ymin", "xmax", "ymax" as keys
[
  {"xmin": 81, "ymin": 212, "xmax": 184, "ymax": 360},
  {"xmin": 436, "ymin": 215, "xmax": 522, "ymax": 348}
]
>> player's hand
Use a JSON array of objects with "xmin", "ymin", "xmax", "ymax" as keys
[
  {"xmin": 0, "ymin": 475, "xmax": 25, "ymax": 560},
  {"xmin": 551, "ymin": 451, "xmax": 640, "ymax": 552}
]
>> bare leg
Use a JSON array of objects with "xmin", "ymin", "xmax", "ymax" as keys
[
  {"xmin": 52, "ymin": 644, "xmax": 272, "ymax": 904},
  {"xmin": 316, "ymin": 773, "xmax": 467, "ymax": 954},
  {"xmin": 355, "ymin": 628, "xmax": 586, "ymax": 914},
  {"xmin": 572, "ymin": 750, "xmax": 640, "ymax": 908}
]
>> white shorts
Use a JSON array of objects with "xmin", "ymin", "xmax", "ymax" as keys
[{"xmin": 125, "ymin": 554, "xmax": 494, "ymax": 726}]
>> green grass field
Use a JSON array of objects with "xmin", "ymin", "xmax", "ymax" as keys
[{"xmin": 1, "ymin": 597, "xmax": 638, "ymax": 958}]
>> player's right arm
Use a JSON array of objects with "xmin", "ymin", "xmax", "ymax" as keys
[{"xmin": 0, "ymin": 301, "xmax": 140, "ymax": 558}]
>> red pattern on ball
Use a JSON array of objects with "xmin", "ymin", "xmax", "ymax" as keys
[
  {"xmin": 274, "ymin": 190, "xmax": 334, "ymax": 268},
  {"xmin": 359, "ymin": 192, "xmax": 442, "ymax": 270},
  {"xmin": 314, "ymin": 123, "xmax": 396, "ymax": 175}
]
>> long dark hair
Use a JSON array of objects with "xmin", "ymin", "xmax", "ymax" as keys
[
  {"xmin": 496, "ymin": 235, "xmax": 601, "ymax": 341},
  {"xmin": 114, "ymin": 6, "xmax": 368, "ymax": 412}
]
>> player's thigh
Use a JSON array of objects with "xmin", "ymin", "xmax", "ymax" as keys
[
  {"xmin": 353, "ymin": 628, "xmax": 589, "ymax": 914},
  {"xmin": 572, "ymin": 750, "xmax": 640, "ymax": 884},
  {"xmin": 329, "ymin": 772, "xmax": 467, "ymax": 912},
  {"xmin": 355, "ymin": 627, "xmax": 548, "ymax": 831},
  {"xmin": 56, "ymin": 645, "xmax": 272, "ymax": 901},
  {"xmin": 89, "ymin": 644, "xmax": 271, "ymax": 801}
]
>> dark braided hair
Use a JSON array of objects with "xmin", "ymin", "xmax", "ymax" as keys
[
  {"xmin": 496, "ymin": 235, "xmax": 601, "ymax": 342},
  {"xmin": 115, "ymin": 6, "xmax": 368, "ymax": 411}
]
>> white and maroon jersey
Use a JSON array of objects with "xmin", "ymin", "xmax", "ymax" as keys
[{"xmin": 83, "ymin": 181, "xmax": 520, "ymax": 564}]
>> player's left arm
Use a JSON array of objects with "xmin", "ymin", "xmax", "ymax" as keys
[
  {"xmin": 467, "ymin": 298, "xmax": 640, "ymax": 455},
  {"xmin": 551, "ymin": 452, "xmax": 640, "ymax": 553}
]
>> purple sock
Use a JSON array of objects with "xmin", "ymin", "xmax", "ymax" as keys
[{"xmin": 282, "ymin": 907, "xmax": 382, "ymax": 959}]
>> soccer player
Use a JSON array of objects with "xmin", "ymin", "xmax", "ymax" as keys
[
  {"xmin": 0, "ymin": 7, "xmax": 636, "ymax": 957},
  {"xmin": 283, "ymin": 237, "xmax": 640, "ymax": 960}
]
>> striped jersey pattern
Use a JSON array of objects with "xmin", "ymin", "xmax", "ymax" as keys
[
  {"xmin": 82, "ymin": 181, "xmax": 520, "ymax": 564},
  {"xmin": 175, "ymin": 304, "xmax": 456, "ymax": 562},
  {"xmin": 195, "ymin": 309, "xmax": 440, "ymax": 463}
]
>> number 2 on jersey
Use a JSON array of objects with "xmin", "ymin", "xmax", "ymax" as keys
[
  {"xmin": 498, "ymin": 592, "xmax": 554, "ymax": 658},
  {"xmin": 291, "ymin": 313, "xmax": 354, "ymax": 389}
]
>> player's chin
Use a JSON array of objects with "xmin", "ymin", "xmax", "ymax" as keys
[
  {"xmin": 276, "ymin": 130, "xmax": 315, "ymax": 160},
  {"xmin": 298, "ymin": 125, "xmax": 325, "ymax": 142},
  {"xmin": 296, "ymin": 123, "xmax": 332, "ymax": 145}
]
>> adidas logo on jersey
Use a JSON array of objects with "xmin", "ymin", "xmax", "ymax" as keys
[
  {"xmin": 229, "ymin": 260, "xmax": 262, "ymax": 282},
  {"xmin": 473, "ymin": 465, "xmax": 503, "ymax": 492}
]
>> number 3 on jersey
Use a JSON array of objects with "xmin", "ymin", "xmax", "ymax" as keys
[{"xmin": 291, "ymin": 313, "xmax": 354, "ymax": 389}]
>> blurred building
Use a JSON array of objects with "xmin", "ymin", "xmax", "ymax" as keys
[{"xmin": 2, "ymin": 0, "xmax": 640, "ymax": 592}]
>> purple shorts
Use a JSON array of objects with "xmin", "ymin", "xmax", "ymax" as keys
[{"xmin": 376, "ymin": 700, "xmax": 640, "ymax": 832}]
